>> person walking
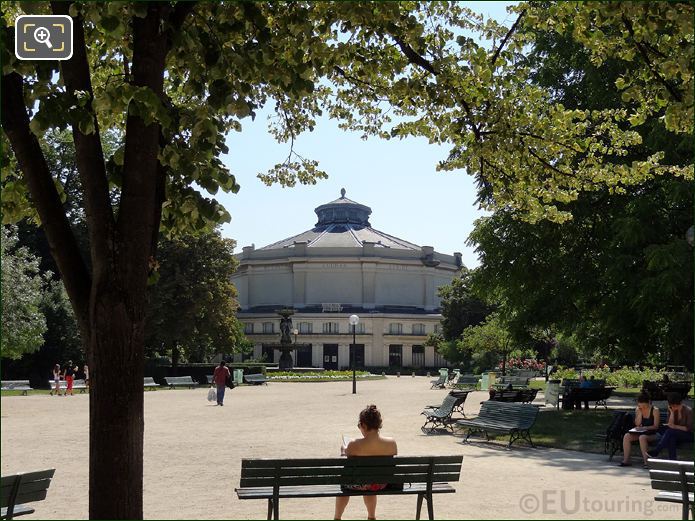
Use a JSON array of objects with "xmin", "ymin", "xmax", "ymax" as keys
[
  {"xmin": 83, "ymin": 364, "xmax": 89, "ymax": 390},
  {"xmin": 212, "ymin": 361, "xmax": 231, "ymax": 406},
  {"xmin": 50, "ymin": 364, "xmax": 61, "ymax": 396},
  {"xmin": 62, "ymin": 360, "xmax": 77, "ymax": 396}
]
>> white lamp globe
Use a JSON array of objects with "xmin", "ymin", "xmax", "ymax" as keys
[{"xmin": 349, "ymin": 314, "xmax": 360, "ymax": 326}]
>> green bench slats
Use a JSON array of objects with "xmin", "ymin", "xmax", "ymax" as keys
[
  {"xmin": 143, "ymin": 377, "xmax": 159, "ymax": 390},
  {"xmin": 430, "ymin": 374, "xmax": 447, "ymax": 389},
  {"xmin": 46, "ymin": 380, "xmax": 87, "ymax": 393},
  {"xmin": 244, "ymin": 374, "xmax": 268, "ymax": 385},
  {"xmin": 421, "ymin": 392, "xmax": 470, "ymax": 433},
  {"xmin": 648, "ymin": 459, "xmax": 694, "ymax": 520},
  {"xmin": 164, "ymin": 376, "xmax": 196, "ymax": 389},
  {"xmin": 1, "ymin": 469, "xmax": 54, "ymax": 520},
  {"xmin": 236, "ymin": 455, "xmax": 462, "ymax": 520},
  {"xmin": 456, "ymin": 401, "xmax": 539, "ymax": 448}
]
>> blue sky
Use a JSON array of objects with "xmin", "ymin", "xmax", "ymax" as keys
[{"xmin": 219, "ymin": 2, "xmax": 517, "ymax": 268}]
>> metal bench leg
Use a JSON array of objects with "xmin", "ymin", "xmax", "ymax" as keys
[
  {"xmin": 416, "ymin": 493, "xmax": 424, "ymax": 520},
  {"xmin": 427, "ymin": 493, "xmax": 434, "ymax": 520},
  {"xmin": 267, "ymin": 499, "xmax": 272, "ymax": 521}
]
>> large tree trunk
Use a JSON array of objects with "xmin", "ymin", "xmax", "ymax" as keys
[{"xmin": 89, "ymin": 284, "xmax": 145, "ymax": 518}]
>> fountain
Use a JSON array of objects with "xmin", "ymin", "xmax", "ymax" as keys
[{"xmin": 262, "ymin": 308, "xmax": 310, "ymax": 370}]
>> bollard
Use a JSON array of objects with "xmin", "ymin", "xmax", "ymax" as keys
[
  {"xmin": 382, "ymin": 371, "xmax": 386, "ymax": 377},
  {"xmin": 397, "ymin": 372, "xmax": 400, "ymax": 378},
  {"xmin": 426, "ymin": 371, "xmax": 430, "ymax": 378},
  {"xmin": 412, "ymin": 371, "xmax": 415, "ymax": 377}
]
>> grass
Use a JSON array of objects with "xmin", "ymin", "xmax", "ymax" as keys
[{"xmin": 462, "ymin": 408, "xmax": 613, "ymax": 453}]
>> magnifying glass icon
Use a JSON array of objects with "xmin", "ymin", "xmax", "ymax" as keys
[{"xmin": 33, "ymin": 26, "xmax": 53, "ymax": 49}]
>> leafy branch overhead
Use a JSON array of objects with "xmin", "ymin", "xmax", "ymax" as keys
[{"xmin": 2, "ymin": 2, "xmax": 692, "ymax": 234}]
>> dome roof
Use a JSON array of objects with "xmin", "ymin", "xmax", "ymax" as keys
[{"xmin": 259, "ymin": 189, "xmax": 421, "ymax": 251}]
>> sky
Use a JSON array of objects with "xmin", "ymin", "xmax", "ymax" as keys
[{"xmin": 219, "ymin": 2, "xmax": 517, "ymax": 269}]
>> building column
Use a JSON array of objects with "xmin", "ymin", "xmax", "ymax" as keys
[
  {"xmin": 339, "ymin": 343, "xmax": 350, "ymax": 370},
  {"xmin": 402, "ymin": 344, "xmax": 412, "ymax": 368}
]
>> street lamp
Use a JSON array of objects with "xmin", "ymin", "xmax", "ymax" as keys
[
  {"xmin": 292, "ymin": 328, "xmax": 298, "ymax": 344},
  {"xmin": 349, "ymin": 314, "xmax": 359, "ymax": 394},
  {"xmin": 687, "ymin": 226, "xmax": 694, "ymax": 247}
]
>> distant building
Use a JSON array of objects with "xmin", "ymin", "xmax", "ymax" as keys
[{"xmin": 231, "ymin": 189, "xmax": 462, "ymax": 370}]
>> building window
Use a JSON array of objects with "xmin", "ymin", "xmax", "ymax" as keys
[
  {"xmin": 244, "ymin": 323, "xmax": 254, "ymax": 334},
  {"xmin": 323, "ymin": 322, "xmax": 339, "ymax": 334},
  {"xmin": 389, "ymin": 345, "xmax": 403, "ymax": 367},
  {"xmin": 412, "ymin": 323, "xmax": 425, "ymax": 335},
  {"xmin": 356, "ymin": 323, "xmax": 366, "ymax": 334},
  {"xmin": 412, "ymin": 345, "xmax": 425, "ymax": 368},
  {"xmin": 434, "ymin": 324, "xmax": 441, "ymax": 334},
  {"xmin": 433, "ymin": 349, "xmax": 447, "ymax": 367},
  {"xmin": 299, "ymin": 322, "xmax": 313, "ymax": 334},
  {"xmin": 262, "ymin": 322, "xmax": 274, "ymax": 334},
  {"xmin": 389, "ymin": 323, "xmax": 403, "ymax": 335}
]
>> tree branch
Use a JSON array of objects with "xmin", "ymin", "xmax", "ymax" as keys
[
  {"xmin": 489, "ymin": 10, "xmax": 525, "ymax": 67},
  {"xmin": 621, "ymin": 15, "xmax": 683, "ymax": 103},
  {"xmin": 393, "ymin": 36, "xmax": 438, "ymax": 75},
  {"xmin": 52, "ymin": 2, "xmax": 116, "ymax": 265},
  {"xmin": 1, "ymin": 70, "xmax": 91, "ymax": 338}
]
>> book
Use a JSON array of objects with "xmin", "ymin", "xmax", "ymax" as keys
[
  {"xmin": 629, "ymin": 426, "xmax": 656, "ymax": 434},
  {"xmin": 340, "ymin": 434, "xmax": 352, "ymax": 456}
]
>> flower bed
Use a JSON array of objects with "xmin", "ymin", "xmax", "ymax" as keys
[{"xmin": 268, "ymin": 370, "xmax": 383, "ymax": 381}]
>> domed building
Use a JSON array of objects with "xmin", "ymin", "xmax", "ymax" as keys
[{"xmin": 231, "ymin": 189, "xmax": 462, "ymax": 371}]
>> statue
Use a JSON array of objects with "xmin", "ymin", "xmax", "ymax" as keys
[{"xmin": 280, "ymin": 314, "xmax": 292, "ymax": 345}]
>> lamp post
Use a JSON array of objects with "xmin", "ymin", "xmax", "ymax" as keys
[
  {"xmin": 292, "ymin": 328, "xmax": 298, "ymax": 366},
  {"xmin": 349, "ymin": 314, "xmax": 359, "ymax": 394}
]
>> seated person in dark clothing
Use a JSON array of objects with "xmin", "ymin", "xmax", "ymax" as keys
[
  {"xmin": 574, "ymin": 375, "xmax": 591, "ymax": 410},
  {"xmin": 648, "ymin": 393, "xmax": 693, "ymax": 460},
  {"xmin": 619, "ymin": 392, "xmax": 660, "ymax": 467}
]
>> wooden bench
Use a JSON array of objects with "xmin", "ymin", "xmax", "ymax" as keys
[
  {"xmin": 648, "ymin": 459, "xmax": 694, "ymax": 520},
  {"xmin": 46, "ymin": 380, "xmax": 87, "ymax": 394},
  {"xmin": 493, "ymin": 376, "xmax": 529, "ymax": 389},
  {"xmin": 1, "ymin": 468, "xmax": 55, "ymax": 520},
  {"xmin": 235, "ymin": 455, "xmax": 463, "ymax": 520},
  {"xmin": 643, "ymin": 380, "xmax": 692, "ymax": 401},
  {"xmin": 0, "ymin": 381, "xmax": 33, "ymax": 396},
  {"xmin": 244, "ymin": 374, "xmax": 268, "ymax": 386},
  {"xmin": 563, "ymin": 386, "xmax": 614, "ymax": 409},
  {"xmin": 453, "ymin": 375, "xmax": 479, "ymax": 390},
  {"xmin": 422, "ymin": 391, "xmax": 470, "ymax": 433},
  {"xmin": 143, "ymin": 377, "xmax": 159, "ymax": 390},
  {"xmin": 608, "ymin": 410, "xmax": 694, "ymax": 461},
  {"xmin": 456, "ymin": 401, "xmax": 540, "ymax": 448},
  {"xmin": 164, "ymin": 376, "xmax": 196, "ymax": 389},
  {"xmin": 489, "ymin": 388, "xmax": 539, "ymax": 404}
]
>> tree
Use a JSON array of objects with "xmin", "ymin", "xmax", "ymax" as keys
[
  {"xmin": 145, "ymin": 230, "xmax": 244, "ymax": 365},
  {"xmin": 1, "ymin": 226, "xmax": 47, "ymax": 360},
  {"xmin": 467, "ymin": 12, "xmax": 693, "ymax": 367},
  {"xmin": 2, "ymin": 3, "xmax": 691, "ymax": 517},
  {"xmin": 457, "ymin": 313, "xmax": 513, "ymax": 376}
]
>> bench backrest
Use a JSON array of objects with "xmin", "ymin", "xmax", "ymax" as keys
[
  {"xmin": 240, "ymin": 455, "xmax": 462, "ymax": 489},
  {"xmin": 479, "ymin": 401, "xmax": 539, "ymax": 429},
  {"xmin": 165, "ymin": 376, "xmax": 194, "ymax": 384},
  {"xmin": 143, "ymin": 377, "xmax": 157, "ymax": 385},
  {"xmin": 0, "ymin": 381, "xmax": 30, "ymax": 389},
  {"xmin": 245, "ymin": 374, "xmax": 266, "ymax": 380},
  {"xmin": 648, "ymin": 459, "xmax": 694, "ymax": 498},
  {"xmin": 456, "ymin": 375, "xmax": 479, "ymax": 385},
  {"xmin": 1, "ymin": 469, "xmax": 55, "ymax": 519},
  {"xmin": 434, "ymin": 393, "xmax": 460, "ymax": 415}
]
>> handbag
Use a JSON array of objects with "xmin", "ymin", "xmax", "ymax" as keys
[
  {"xmin": 226, "ymin": 374, "xmax": 235, "ymax": 390},
  {"xmin": 207, "ymin": 386, "xmax": 216, "ymax": 402}
]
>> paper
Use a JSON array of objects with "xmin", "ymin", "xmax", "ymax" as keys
[{"xmin": 629, "ymin": 427, "xmax": 655, "ymax": 434}]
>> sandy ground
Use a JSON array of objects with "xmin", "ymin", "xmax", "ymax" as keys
[{"xmin": 0, "ymin": 377, "xmax": 683, "ymax": 520}]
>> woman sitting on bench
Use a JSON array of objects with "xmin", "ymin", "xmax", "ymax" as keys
[
  {"xmin": 335, "ymin": 404, "xmax": 398, "ymax": 521},
  {"xmin": 619, "ymin": 392, "xmax": 660, "ymax": 467}
]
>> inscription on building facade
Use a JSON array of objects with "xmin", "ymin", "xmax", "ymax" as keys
[{"xmin": 322, "ymin": 303, "xmax": 343, "ymax": 312}]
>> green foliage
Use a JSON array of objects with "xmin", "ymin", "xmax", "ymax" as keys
[
  {"xmin": 269, "ymin": 370, "xmax": 372, "ymax": 378},
  {"xmin": 437, "ymin": 270, "xmax": 490, "ymax": 341},
  {"xmin": 551, "ymin": 365, "xmax": 666, "ymax": 388},
  {"xmin": 144, "ymin": 229, "xmax": 246, "ymax": 363},
  {"xmin": 456, "ymin": 313, "xmax": 514, "ymax": 372},
  {"xmin": 1, "ymin": 226, "xmax": 47, "ymax": 359}
]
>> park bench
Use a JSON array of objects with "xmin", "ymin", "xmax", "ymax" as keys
[
  {"xmin": 456, "ymin": 401, "xmax": 539, "ymax": 448},
  {"xmin": 489, "ymin": 388, "xmax": 539, "ymax": 404},
  {"xmin": 0, "ymin": 381, "xmax": 33, "ymax": 396},
  {"xmin": 164, "ymin": 376, "xmax": 196, "ymax": 389},
  {"xmin": 46, "ymin": 379, "xmax": 87, "ymax": 394},
  {"xmin": 647, "ymin": 459, "xmax": 694, "ymax": 520},
  {"xmin": 493, "ymin": 376, "xmax": 529, "ymax": 388},
  {"xmin": 235, "ymin": 455, "xmax": 463, "ymax": 520},
  {"xmin": 453, "ymin": 375, "xmax": 479, "ymax": 390},
  {"xmin": 422, "ymin": 391, "xmax": 470, "ymax": 433},
  {"xmin": 563, "ymin": 386, "xmax": 613, "ymax": 409},
  {"xmin": 1, "ymin": 468, "xmax": 55, "ymax": 520},
  {"xmin": 642, "ymin": 380, "xmax": 692, "ymax": 401},
  {"xmin": 430, "ymin": 373, "xmax": 447, "ymax": 389},
  {"xmin": 143, "ymin": 377, "xmax": 159, "ymax": 390},
  {"xmin": 244, "ymin": 374, "xmax": 268, "ymax": 385}
]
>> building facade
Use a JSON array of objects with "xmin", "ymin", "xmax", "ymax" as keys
[{"xmin": 231, "ymin": 189, "xmax": 462, "ymax": 370}]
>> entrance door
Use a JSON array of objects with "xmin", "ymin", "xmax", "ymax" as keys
[
  {"xmin": 389, "ymin": 345, "xmax": 403, "ymax": 368},
  {"xmin": 412, "ymin": 345, "xmax": 425, "ymax": 368},
  {"xmin": 296, "ymin": 344, "xmax": 312, "ymax": 367},
  {"xmin": 323, "ymin": 344, "xmax": 339, "ymax": 370},
  {"xmin": 349, "ymin": 344, "xmax": 365, "ymax": 369}
]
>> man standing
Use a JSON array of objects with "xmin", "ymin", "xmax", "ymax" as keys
[
  {"xmin": 63, "ymin": 360, "xmax": 77, "ymax": 396},
  {"xmin": 212, "ymin": 361, "xmax": 231, "ymax": 406}
]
